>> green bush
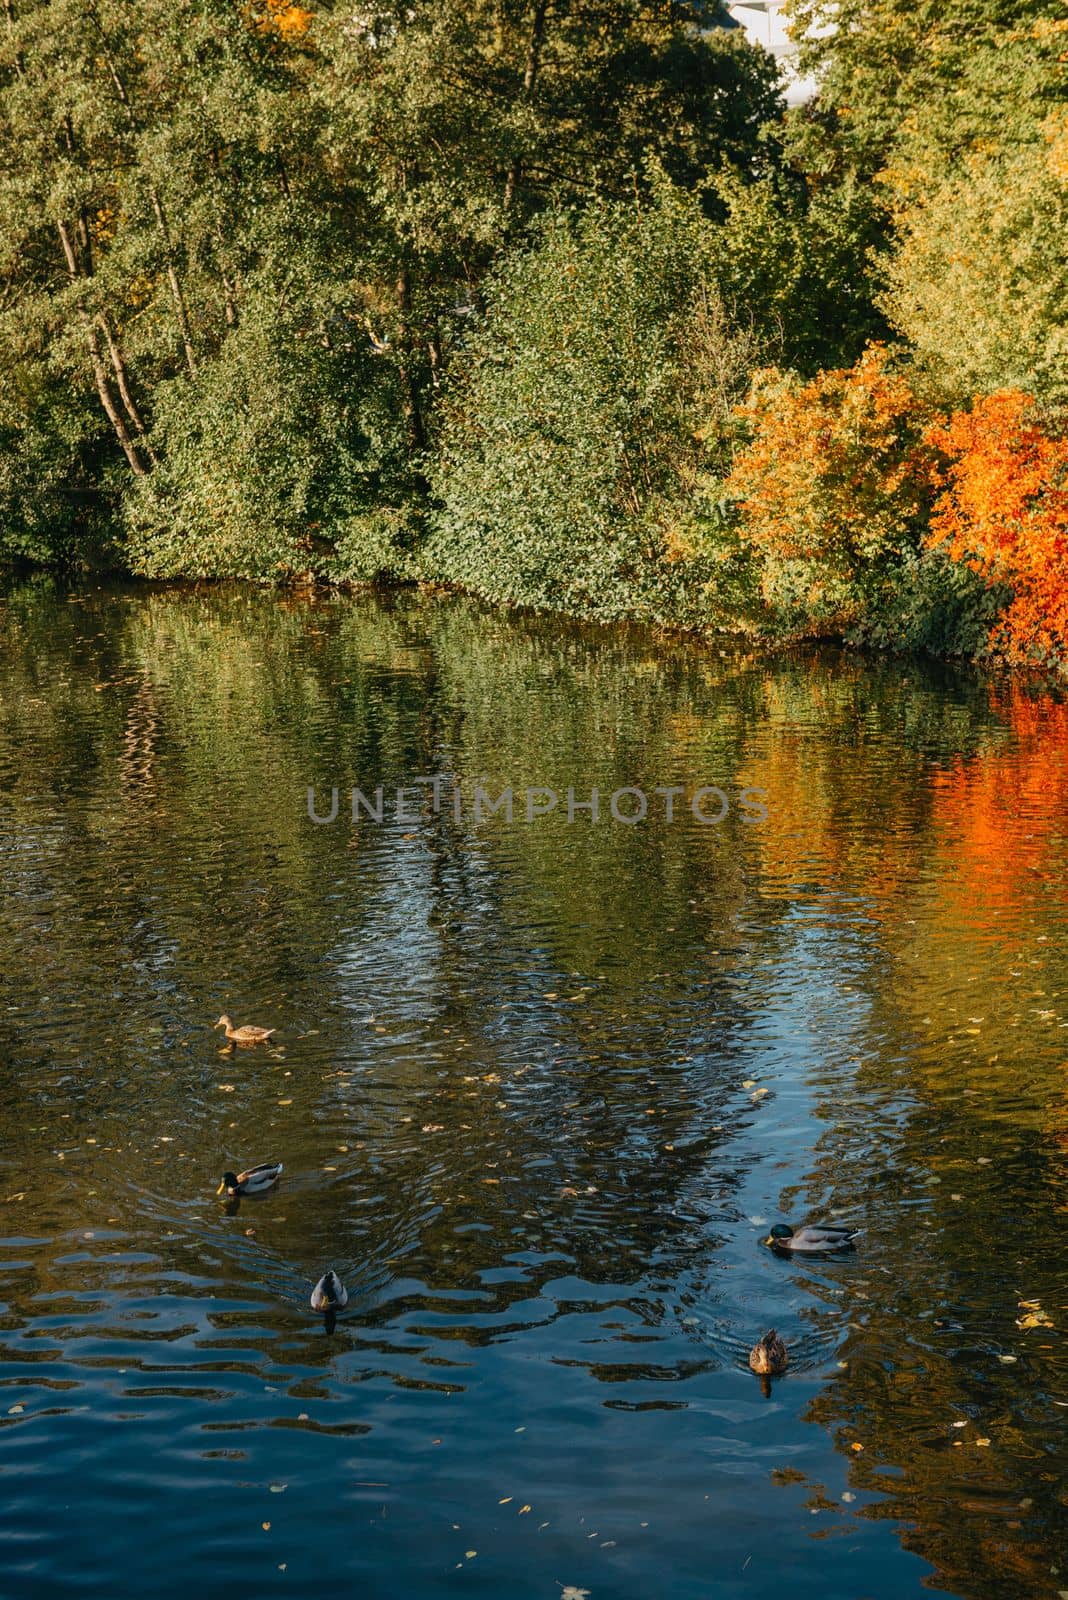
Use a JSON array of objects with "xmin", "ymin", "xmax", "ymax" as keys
[
  {"xmin": 0, "ymin": 367, "xmax": 115, "ymax": 570},
  {"xmin": 123, "ymin": 291, "xmax": 413, "ymax": 580},
  {"xmin": 425, "ymin": 182, "xmax": 768, "ymax": 628}
]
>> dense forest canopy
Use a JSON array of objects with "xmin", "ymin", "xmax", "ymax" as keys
[{"xmin": 1, "ymin": 0, "xmax": 1066, "ymax": 665}]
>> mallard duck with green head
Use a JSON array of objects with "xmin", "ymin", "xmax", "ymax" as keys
[
  {"xmin": 216, "ymin": 1161, "xmax": 284, "ymax": 1198},
  {"xmin": 765, "ymin": 1221, "xmax": 859, "ymax": 1253}
]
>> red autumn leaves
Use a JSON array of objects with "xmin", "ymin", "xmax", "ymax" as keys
[
  {"xmin": 725, "ymin": 345, "xmax": 1068, "ymax": 664},
  {"xmin": 926, "ymin": 392, "xmax": 1068, "ymax": 664}
]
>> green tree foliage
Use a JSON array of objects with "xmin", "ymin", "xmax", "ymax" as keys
[
  {"xmin": 124, "ymin": 290, "xmax": 414, "ymax": 578},
  {"xmin": 426, "ymin": 183, "xmax": 767, "ymax": 626},
  {"xmin": 0, "ymin": 0, "xmax": 398, "ymax": 566},
  {"xmin": 2, "ymin": 0, "xmax": 1065, "ymax": 668},
  {"xmin": 882, "ymin": 131, "xmax": 1068, "ymax": 407},
  {"xmin": 0, "ymin": 0, "xmax": 781, "ymax": 572},
  {"xmin": 787, "ymin": 0, "xmax": 1065, "ymax": 176},
  {"xmin": 704, "ymin": 160, "xmax": 887, "ymax": 371},
  {"xmin": 787, "ymin": 0, "xmax": 1068, "ymax": 405}
]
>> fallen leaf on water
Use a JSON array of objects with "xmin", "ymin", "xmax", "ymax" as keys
[
  {"xmin": 1016, "ymin": 1302, "xmax": 1053, "ymax": 1330},
  {"xmin": 262, "ymin": 1522, "xmax": 271, "ymax": 1531},
  {"xmin": 560, "ymin": 1589, "xmax": 591, "ymax": 1600},
  {"xmin": 465, "ymin": 1550, "xmax": 477, "ymax": 1559},
  {"xmin": 519, "ymin": 1504, "xmax": 532, "ymax": 1514}
]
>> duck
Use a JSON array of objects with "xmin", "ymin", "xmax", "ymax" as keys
[
  {"xmin": 310, "ymin": 1269, "xmax": 348, "ymax": 1313},
  {"xmin": 216, "ymin": 1161, "xmax": 284, "ymax": 1197},
  {"xmin": 749, "ymin": 1328, "xmax": 789, "ymax": 1377},
  {"xmin": 215, "ymin": 1014, "xmax": 277, "ymax": 1047},
  {"xmin": 764, "ymin": 1221, "xmax": 859, "ymax": 1253}
]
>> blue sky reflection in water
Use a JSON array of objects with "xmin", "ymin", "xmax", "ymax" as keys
[{"xmin": 0, "ymin": 582, "xmax": 1065, "ymax": 1600}]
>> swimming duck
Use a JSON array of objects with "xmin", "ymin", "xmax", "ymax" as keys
[
  {"xmin": 216, "ymin": 1161, "xmax": 284, "ymax": 1197},
  {"xmin": 765, "ymin": 1222, "xmax": 859, "ymax": 1253},
  {"xmin": 310, "ymin": 1269, "xmax": 348, "ymax": 1313},
  {"xmin": 749, "ymin": 1328, "xmax": 789, "ymax": 1376},
  {"xmin": 214, "ymin": 1014, "xmax": 277, "ymax": 1047}
]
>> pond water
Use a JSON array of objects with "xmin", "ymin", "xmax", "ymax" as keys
[{"xmin": 0, "ymin": 580, "xmax": 1065, "ymax": 1600}]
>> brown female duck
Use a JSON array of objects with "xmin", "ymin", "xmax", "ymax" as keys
[
  {"xmin": 214, "ymin": 1014, "xmax": 277, "ymax": 1047},
  {"xmin": 749, "ymin": 1328, "xmax": 789, "ymax": 1377}
]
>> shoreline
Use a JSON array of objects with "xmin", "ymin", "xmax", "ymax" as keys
[{"xmin": 4, "ymin": 564, "xmax": 1063, "ymax": 689}]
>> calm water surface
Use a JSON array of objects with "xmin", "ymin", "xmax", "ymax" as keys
[{"xmin": 0, "ymin": 581, "xmax": 1066, "ymax": 1600}]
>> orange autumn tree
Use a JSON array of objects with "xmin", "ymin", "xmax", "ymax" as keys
[
  {"xmin": 250, "ymin": 0, "xmax": 313, "ymax": 42},
  {"xmin": 726, "ymin": 344, "xmax": 933, "ymax": 634},
  {"xmin": 925, "ymin": 392, "xmax": 1068, "ymax": 665}
]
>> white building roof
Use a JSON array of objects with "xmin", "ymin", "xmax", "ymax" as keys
[{"xmin": 724, "ymin": 0, "xmax": 819, "ymax": 106}]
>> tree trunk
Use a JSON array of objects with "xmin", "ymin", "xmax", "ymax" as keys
[
  {"xmin": 57, "ymin": 220, "xmax": 149, "ymax": 476},
  {"xmin": 99, "ymin": 314, "xmax": 158, "ymax": 463},
  {"xmin": 87, "ymin": 322, "xmax": 150, "ymax": 476},
  {"xmin": 395, "ymin": 267, "xmax": 427, "ymax": 453},
  {"xmin": 88, "ymin": 13, "xmax": 198, "ymax": 377},
  {"xmin": 504, "ymin": 0, "xmax": 550, "ymax": 211},
  {"xmin": 218, "ymin": 252, "xmax": 239, "ymax": 329},
  {"xmin": 150, "ymin": 189, "xmax": 198, "ymax": 377}
]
